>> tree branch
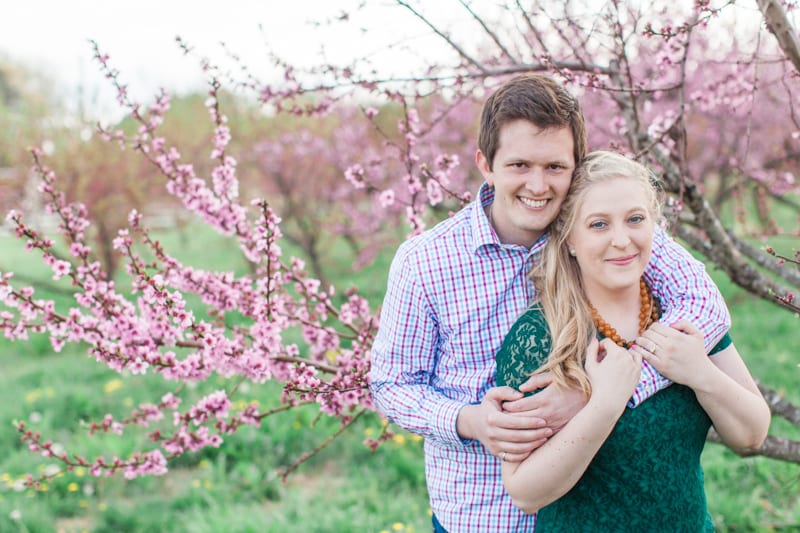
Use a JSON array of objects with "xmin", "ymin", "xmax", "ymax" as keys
[
  {"xmin": 757, "ymin": 0, "xmax": 800, "ymax": 74},
  {"xmin": 708, "ymin": 430, "xmax": 800, "ymax": 464},
  {"xmin": 458, "ymin": 0, "xmax": 519, "ymax": 65},
  {"xmin": 395, "ymin": 0, "xmax": 489, "ymax": 73},
  {"xmin": 674, "ymin": 224, "xmax": 797, "ymax": 308},
  {"xmin": 757, "ymin": 379, "xmax": 800, "ymax": 426}
]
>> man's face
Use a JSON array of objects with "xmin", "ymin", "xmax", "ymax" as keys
[{"xmin": 477, "ymin": 120, "xmax": 575, "ymax": 248}]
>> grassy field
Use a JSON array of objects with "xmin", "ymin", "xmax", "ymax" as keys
[{"xmin": 0, "ymin": 224, "xmax": 798, "ymax": 533}]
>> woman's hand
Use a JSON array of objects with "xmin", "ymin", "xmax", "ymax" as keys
[
  {"xmin": 584, "ymin": 338, "xmax": 642, "ymax": 413},
  {"xmin": 633, "ymin": 320, "xmax": 713, "ymax": 388}
]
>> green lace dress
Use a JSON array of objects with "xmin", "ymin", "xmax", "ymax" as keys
[{"xmin": 496, "ymin": 305, "xmax": 731, "ymax": 533}]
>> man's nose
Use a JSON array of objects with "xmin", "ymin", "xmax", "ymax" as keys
[{"xmin": 527, "ymin": 169, "xmax": 547, "ymax": 194}]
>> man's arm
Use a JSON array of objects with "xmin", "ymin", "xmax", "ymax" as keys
[
  {"xmin": 369, "ymin": 245, "xmax": 473, "ymax": 447},
  {"xmin": 631, "ymin": 226, "xmax": 732, "ymax": 406}
]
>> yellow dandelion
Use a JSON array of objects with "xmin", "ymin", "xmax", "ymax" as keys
[
  {"xmin": 25, "ymin": 389, "xmax": 42, "ymax": 404},
  {"xmin": 75, "ymin": 467, "xmax": 85, "ymax": 478},
  {"xmin": 233, "ymin": 400, "xmax": 247, "ymax": 410},
  {"xmin": 203, "ymin": 480, "xmax": 212, "ymax": 489},
  {"xmin": 103, "ymin": 379, "xmax": 123, "ymax": 395},
  {"xmin": 364, "ymin": 427, "xmax": 374, "ymax": 436},
  {"xmin": 393, "ymin": 434, "xmax": 406, "ymax": 445},
  {"xmin": 1, "ymin": 473, "xmax": 10, "ymax": 481},
  {"xmin": 192, "ymin": 480, "xmax": 201, "ymax": 488},
  {"xmin": 198, "ymin": 460, "xmax": 209, "ymax": 469},
  {"xmin": 392, "ymin": 523, "xmax": 404, "ymax": 531},
  {"xmin": 379, "ymin": 530, "xmax": 389, "ymax": 533},
  {"xmin": 44, "ymin": 387, "xmax": 55, "ymax": 398},
  {"xmin": 38, "ymin": 482, "xmax": 48, "ymax": 492},
  {"xmin": 427, "ymin": 508, "xmax": 433, "ymax": 516},
  {"xmin": 123, "ymin": 397, "xmax": 134, "ymax": 407},
  {"xmin": 411, "ymin": 434, "xmax": 423, "ymax": 442},
  {"xmin": 67, "ymin": 483, "xmax": 79, "ymax": 492},
  {"xmin": 292, "ymin": 420, "xmax": 301, "ymax": 429},
  {"xmin": 98, "ymin": 502, "xmax": 107, "ymax": 511}
]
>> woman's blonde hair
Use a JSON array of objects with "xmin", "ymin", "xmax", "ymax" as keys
[{"xmin": 530, "ymin": 150, "xmax": 663, "ymax": 397}]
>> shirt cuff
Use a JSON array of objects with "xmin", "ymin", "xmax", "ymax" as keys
[
  {"xmin": 628, "ymin": 359, "xmax": 670, "ymax": 408},
  {"xmin": 436, "ymin": 400, "xmax": 475, "ymax": 446}
]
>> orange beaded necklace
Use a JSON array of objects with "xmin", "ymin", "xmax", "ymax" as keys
[{"xmin": 587, "ymin": 278, "xmax": 660, "ymax": 348}]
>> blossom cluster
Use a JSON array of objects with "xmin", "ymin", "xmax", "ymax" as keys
[{"xmin": 3, "ymin": 45, "xmax": 383, "ymax": 485}]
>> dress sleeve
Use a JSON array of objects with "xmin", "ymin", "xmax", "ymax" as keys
[
  {"xmin": 708, "ymin": 332, "xmax": 733, "ymax": 356},
  {"xmin": 496, "ymin": 306, "xmax": 552, "ymax": 394},
  {"xmin": 369, "ymin": 246, "xmax": 468, "ymax": 447},
  {"xmin": 630, "ymin": 227, "xmax": 733, "ymax": 407}
]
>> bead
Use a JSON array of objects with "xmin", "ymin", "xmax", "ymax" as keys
[{"xmin": 588, "ymin": 277, "xmax": 660, "ymax": 349}]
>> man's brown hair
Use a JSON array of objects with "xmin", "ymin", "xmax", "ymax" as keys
[{"xmin": 478, "ymin": 74, "xmax": 587, "ymax": 170}]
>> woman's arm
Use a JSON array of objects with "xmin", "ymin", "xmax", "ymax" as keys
[
  {"xmin": 501, "ymin": 339, "xmax": 641, "ymax": 513},
  {"xmin": 635, "ymin": 321, "xmax": 770, "ymax": 452},
  {"xmin": 692, "ymin": 343, "xmax": 770, "ymax": 451}
]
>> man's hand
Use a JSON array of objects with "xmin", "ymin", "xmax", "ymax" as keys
[
  {"xmin": 457, "ymin": 386, "xmax": 552, "ymax": 463},
  {"xmin": 502, "ymin": 370, "xmax": 587, "ymax": 434}
]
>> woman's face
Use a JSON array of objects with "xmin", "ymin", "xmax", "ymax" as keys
[{"xmin": 566, "ymin": 177, "xmax": 655, "ymax": 297}]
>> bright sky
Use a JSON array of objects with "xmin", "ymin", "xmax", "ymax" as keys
[{"xmin": 0, "ymin": 0, "xmax": 473, "ymax": 119}]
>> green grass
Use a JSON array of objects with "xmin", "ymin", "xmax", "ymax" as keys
[{"xmin": 0, "ymin": 223, "xmax": 798, "ymax": 532}]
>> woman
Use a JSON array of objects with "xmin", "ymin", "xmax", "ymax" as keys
[{"xmin": 496, "ymin": 151, "xmax": 770, "ymax": 532}]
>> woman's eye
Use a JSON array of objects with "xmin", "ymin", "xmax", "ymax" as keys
[
  {"xmin": 629, "ymin": 215, "xmax": 645, "ymax": 224},
  {"xmin": 589, "ymin": 221, "xmax": 607, "ymax": 229}
]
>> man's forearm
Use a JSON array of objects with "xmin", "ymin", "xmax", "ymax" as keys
[{"xmin": 371, "ymin": 381, "xmax": 468, "ymax": 446}]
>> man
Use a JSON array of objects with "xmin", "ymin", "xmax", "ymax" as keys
[{"xmin": 369, "ymin": 74, "xmax": 730, "ymax": 532}]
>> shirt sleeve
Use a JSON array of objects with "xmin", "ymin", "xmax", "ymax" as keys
[
  {"xmin": 629, "ymin": 227, "xmax": 732, "ymax": 407},
  {"xmin": 368, "ymin": 244, "xmax": 468, "ymax": 447}
]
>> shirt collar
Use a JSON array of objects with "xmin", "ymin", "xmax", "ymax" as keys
[
  {"xmin": 471, "ymin": 182, "xmax": 498, "ymax": 251},
  {"xmin": 471, "ymin": 183, "xmax": 549, "ymax": 257}
]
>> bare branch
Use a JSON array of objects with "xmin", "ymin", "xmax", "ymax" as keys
[
  {"xmin": 758, "ymin": 379, "xmax": 800, "ymax": 426},
  {"xmin": 675, "ymin": 224, "xmax": 797, "ymax": 308},
  {"xmin": 458, "ymin": 0, "xmax": 520, "ymax": 64},
  {"xmin": 722, "ymin": 230, "xmax": 800, "ymax": 288},
  {"xmin": 708, "ymin": 430, "xmax": 800, "ymax": 464},
  {"xmin": 395, "ymin": 0, "xmax": 489, "ymax": 73},
  {"xmin": 757, "ymin": 0, "xmax": 800, "ymax": 74}
]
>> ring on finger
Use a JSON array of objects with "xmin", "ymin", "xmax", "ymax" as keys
[{"xmin": 501, "ymin": 451, "xmax": 507, "ymax": 462}]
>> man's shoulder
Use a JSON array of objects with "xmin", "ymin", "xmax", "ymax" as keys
[{"xmin": 394, "ymin": 205, "xmax": 475, "ymax": 263}]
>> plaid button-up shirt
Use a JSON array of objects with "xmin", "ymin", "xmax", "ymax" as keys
[{"xmin": 370, "ymin": 183, "xmax": 730, "ymax": 533}]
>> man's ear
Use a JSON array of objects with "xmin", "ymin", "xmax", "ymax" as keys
[{"xmin": 475, "ymin": 150, "xmax": 493, "ymax": 186}]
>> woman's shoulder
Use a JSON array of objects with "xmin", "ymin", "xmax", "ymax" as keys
[{"xmin": 496, "ymin": 303, "xmax": 552, "ymax": 389}]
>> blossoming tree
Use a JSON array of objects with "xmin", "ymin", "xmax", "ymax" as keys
[{"xmin": 3, "ymin": 0, "xmax": 800, "ymax": 487}]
